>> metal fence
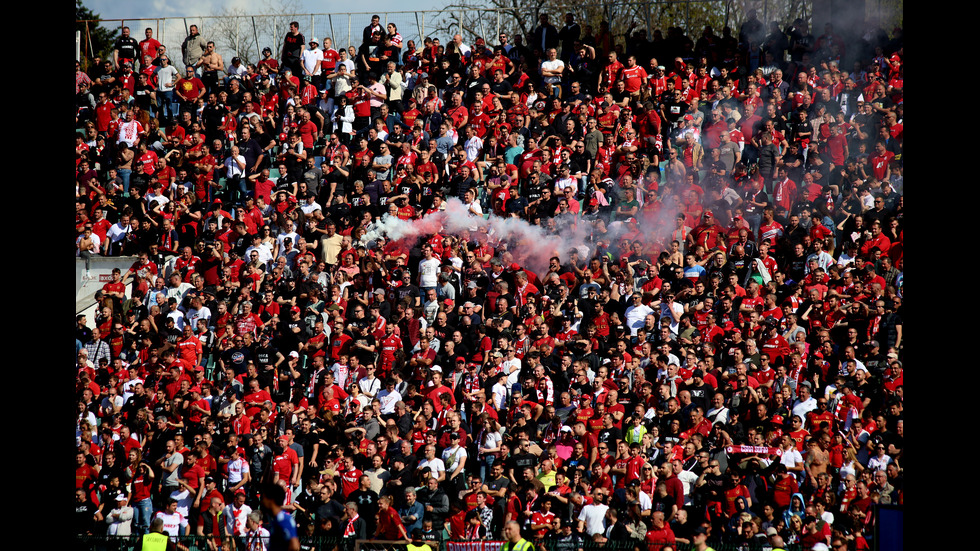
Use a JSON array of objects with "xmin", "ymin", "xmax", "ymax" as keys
[
  {"xmin": 73, "ymin": 535, "xmax": 809, "ymax": 551},
  {"xmin": 76, "ymin": 0, "xmax": 831, "ymax": 68}
]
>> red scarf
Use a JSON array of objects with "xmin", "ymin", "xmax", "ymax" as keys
[{"xmin": 344, "ymin": 513, "xmax": 360, "ymax": 537}]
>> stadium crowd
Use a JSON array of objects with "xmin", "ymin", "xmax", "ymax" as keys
[{"xmin": 75, "ymin": 10, "xmax": 903, "ymax": 551}]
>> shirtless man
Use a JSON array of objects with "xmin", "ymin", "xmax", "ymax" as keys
[
  {"xmin": 804, "ymin": 431, "xmax": 830, "ymax": 486},
  {"xmin": 196, "ymin": 41, "xmax": 225, "ymax": 93}
]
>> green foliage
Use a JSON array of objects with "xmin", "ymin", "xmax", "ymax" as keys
[{"xmin": 76, "ymin": 0, "xmax": 119, "ymax": 67}]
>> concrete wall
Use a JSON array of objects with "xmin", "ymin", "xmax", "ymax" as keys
[{"xmin": 76, "ymin": 257, "xmax": 138, "ymax": 318}]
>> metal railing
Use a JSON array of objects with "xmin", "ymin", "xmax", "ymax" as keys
[
  {"xmin": 75, "ymin": 0, "xmax": 831, "ymax": 69},
  {"xmin": 73, "ymin": 535, "xmax": 808, "ymax": 551}
]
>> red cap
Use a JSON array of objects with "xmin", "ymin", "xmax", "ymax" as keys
[{"xmin": 510, "ymin": 263, "xmax": 521, "ymax": 271}]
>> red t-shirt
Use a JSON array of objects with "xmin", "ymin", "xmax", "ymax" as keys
[{"xmin": 622, "ymin": 66, "xmax": 648, "ymax": 93}]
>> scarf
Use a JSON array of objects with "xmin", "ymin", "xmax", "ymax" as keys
[{"xmin": 344, "ymin": 513, "xmax": 360, "ymax": 537}]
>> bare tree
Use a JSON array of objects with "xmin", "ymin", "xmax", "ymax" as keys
[
  {"xmin": 432, "ymin": 0, "xmax": 819, "ymax": 53},
  {"xmin": 207, "ymin": 0, "xmax": 303, "ymax": 66}
]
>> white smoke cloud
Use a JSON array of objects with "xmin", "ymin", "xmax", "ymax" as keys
[{"xmin": 359, "ymin": 190, "xmax": 692, "ymax": 278}]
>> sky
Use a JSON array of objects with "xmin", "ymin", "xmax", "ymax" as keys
[{"xmin": 87, "ymin": 0, "xmax": 441, "ymax": 21}]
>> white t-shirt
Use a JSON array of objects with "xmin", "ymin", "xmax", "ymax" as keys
[
  {"xmin": 224, "ymin": 503, "xmax": 253, "ymax": 536},
  {"xmin": 554, "ymin": 177, "xmax": 577, "ymax": 194},
  {"xmin": 156, "ymin": 65, "xmax": 180, "ymax": 92},
  {"xmin": 780, "ymin": 447, "xmax": 804, "ymax": 471},
  {"xmin": 106, "ymin": 222, "xmax": 130, "ymax": 245},
  {"xmin": 491, "ymin": 382, "xmax": 509, "ymax": 410},
  {"xmin": 419, "ymin": 257, "xmax": 440, "ymax": 288},
  {"xmin": 442, "ymin": 445, "xmax": 468, "ymax": 476},
  {"xmin": 186, "ymin": 306, "xmax": 212, "ymax": 328},
  {"xmin": 358, "ymin": 376, "xmax": 381, "ymax": 398},
  {"xmin": 100, "ymin": 394, "xmax": 124, "ymax": 415},
  {"xmin": 417, "ymin": 457, "xmax": 446, "ymax": 477},
  {"xmin": 153, "ymin": 510, "xmax": 187, "ymax": 538},
  {"xmin": 224, "ymin": 155, "xmax": 246, "ymax": 177},
  {"xmin": 578, "ymin": 503, "xmax": 608, "ymax": 535},
  {"xmin": 227, "ymin": 457, "xmax": 250, "ymax": 485},
  {"xmin": 465, "ymin": 200, "xmax": 483, "ymax": 219},
  {"xmin": 170, "ymin": 487, "xmax": 194, "ymax": 518},
  {"xmin": 302, "ymin": 48, "xmax": 324, "ymax": 75},
  {"xmin": 276, "ymin": 231, "xmax": 300, "ymax": 251},
  {"xmin": 464, "ymin": 136, "xmax": 483, "ymax": 161},
  {"xmin": 378, "ymin": 389, "xmax": 402, "ymax": 414},
  {"xmin": 625, "ymin": 304, "xmax": 654, "ymax": 335},
  {"xmin": 541, "ymin": 59, "xmax": 564, "ymax": 84},
  {"xmin": 503, "ymin": 358, "xmax": 522, "ymax": 388},
  {"xmin": 331, "ymin": 363, "xmax": 350, "ymax": 389}
]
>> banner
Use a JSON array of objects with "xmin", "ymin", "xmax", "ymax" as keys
[
  {"xmin": 725, "ymin": 445, "xmax": 783, "ymax": 456},
  {"xmin": 448, "ymin": 541, "xmax": 505, "ymax": 551}
]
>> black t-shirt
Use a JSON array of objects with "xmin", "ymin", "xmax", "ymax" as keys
[
  {"xmin": 282, "ymin": 32, "xmax": 306, "ymax": 63},
  {"xmin": 255, "ymin": 132, "xmax": 274, "ymax": 169},
  {"xmin": 254, "ymin": 344, "xmax": 281, "ymax": 369},
  {"xmin": 398, "ymin": 181, "xmax": 421, "ymax": 207},
  {"xmin": 490, "ymin": 79, "xmax": 513, "ymax": 97},
  {"xmin": 134, "ymin": 83, "xmax": 154, "ymax": 110},
  {"xmin": 114, "ymin": 37, "xmax": 140, "ymax": 60},
  {"xmin": 347, "ymin": 489, "xmax": 379, "ymax": 526},
  {"xmin": 75, "ymin": 501, "xmax": 99, "ymax": 535},
  {"xmin": 597, "ymin": 426, "xmax": 622, "ymax": 446},
  {"xmin": 464, "ymin": 77, "xmax": 490, "ymax": 104},
  {"xmin": 222, "ymin": 345, "xmax": 252, "ymax": 374},
  {"xmin": 315, "ymin": 498, "xmax": 346, "ymax": 524},
  {"xmin": 509, "ymin": 452, "xmax": 538, "ymax": 475},
  {"xmin": 781, "ymin": 152, "xmax": 805, "ymax": 182},
  {"xmin": 662, "ymin": 100, "xmax": 689, "ymax": 124},
  {"xmin": 569, "ymin": 152, "xmax": 592, "ymax": 174},
  {"xmin": 238, "ymin": 138, "xmax": 262, "ymax": 174}
]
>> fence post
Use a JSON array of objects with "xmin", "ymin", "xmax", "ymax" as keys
[
  {"xmin": 416, "ymin": 12, "xmax": 423, "ymax": 45},
  {"xmin": 422, "ymin": 12, "xmax": 426, "ymax": 41},
  {"xmin": 252, "ymin": 17, "xmax": 259, "ymax": 63},
  {"xmin": 348, "ymin": 14, "xmax": 352, "ymax": 51},
  {"xmin": 496, "ymin": 10, "xmax": 500, "ymax": 44},
  {"xmin": 685, "ymin": 0, "xmax": 690, "ymax": 34},
  {"xmin": 329, "ymin": 15, "xmax": 336, "ymax": 47},
  {"xmin": 311, "ymin": 14, "xmax": 315, "ymax": 44}
]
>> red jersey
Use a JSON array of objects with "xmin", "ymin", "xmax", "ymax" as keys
[
  {"xmin": 603, "ymin": 61, "xmax": 624, "ymax": 86},
  {"xmin": 339, "ymin": 467, "xmax": 362, "ymax": 498},
  {"xmin": 622, "ymin": 65, "xmax": 648, "ymax": 93}
]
